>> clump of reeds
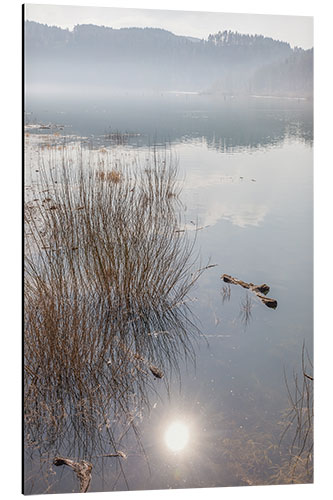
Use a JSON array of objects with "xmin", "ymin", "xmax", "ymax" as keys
[
  {"xmin": 24, "ymin": 145, "xmax": 202, "ymax": 472},
  {"xmin": 278, "ymin": 343, "xmax": 313, "ymax": 483},
  {"xmin": 104, "ymin": 130, "xmax": 131, "ymax": 145}
]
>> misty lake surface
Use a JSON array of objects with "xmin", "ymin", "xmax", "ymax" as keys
[{"xmin": 24, "ymin": 93, "xmax": 313, "ymax": 492}]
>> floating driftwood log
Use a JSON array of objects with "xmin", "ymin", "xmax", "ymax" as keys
[
  {"xmin": 53, "ymin": 457, "xmax": 92, "ymax": 493},
  {"xmin": 221, "ymin": 274, "xmax": 278, "ymax": 309}
]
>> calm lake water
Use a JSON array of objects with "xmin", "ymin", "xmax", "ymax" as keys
[{"xmin": 24, "ymin": 93, "xmax": 313, "ymax": 493}]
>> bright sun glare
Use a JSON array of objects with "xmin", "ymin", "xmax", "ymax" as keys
[{"xmin": 164, "ymin": 421, "xmax": 189, "ymax": 452}]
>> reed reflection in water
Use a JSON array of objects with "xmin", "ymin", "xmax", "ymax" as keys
[
  {"xmin": 24, "ymin": 145, "xmax": 203, "ymax": 493},
  {"xmin": 278, "ymin": 344, "xmax": 313, "ymax": 484}
]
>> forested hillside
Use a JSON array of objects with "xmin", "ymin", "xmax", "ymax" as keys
[{"xmin": 24, "ymin": 21, "xmax": 313, "ymax": 97}]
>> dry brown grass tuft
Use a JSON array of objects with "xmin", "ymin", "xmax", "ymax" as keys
[{"xmin": 96, "ymin": 169, "xmax": 123, "ymax": 183}]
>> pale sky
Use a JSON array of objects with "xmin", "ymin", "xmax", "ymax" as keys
[{"xmin": 24, "ymin": 3, "xmax": 313, "ymax": 49}]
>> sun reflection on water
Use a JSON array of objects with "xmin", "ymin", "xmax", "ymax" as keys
[{"xmin": 164, "ymin": 421, "xmax": 190, "ymax": 452}]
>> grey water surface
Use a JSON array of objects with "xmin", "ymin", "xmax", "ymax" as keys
[{"xmin": 24, "ymin": 93, "xmax": 313, "ymax": 493}]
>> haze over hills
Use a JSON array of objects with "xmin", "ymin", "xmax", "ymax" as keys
[{"xmin": 24, "ymin": 21, "xmax": 313, "ymax": 97}]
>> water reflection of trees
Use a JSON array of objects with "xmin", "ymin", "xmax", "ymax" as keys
[
  {"xmin": 24, "ymin": 150, "xmax": 202, "ymax": 493},
  {"xmin": 27, "ymin": 96, "xmax": 313, "ymax": 153},
  {"xmin": 202, "ymin": 102, "xmax": 313, "ymax": 152}
]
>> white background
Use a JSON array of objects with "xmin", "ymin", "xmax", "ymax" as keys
[{"xmin": 1, "ymin": 1, "xmax": 331, "ymax": 499}]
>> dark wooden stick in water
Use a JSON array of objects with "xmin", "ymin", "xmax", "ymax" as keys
[
  {"xmin": 53, "ymin": 457, "xmax": 92, "ymax": 493},
  {"xmin": 97, "ymin": 450, "xmax": 127, "ymax": 459},
  {"xmin": 221, "ymin": 274, "xmax": 277, "ymax": 309},
  {"xmin": 113, "ymin": 338, "xmax": 164, "ymax": 379}
]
